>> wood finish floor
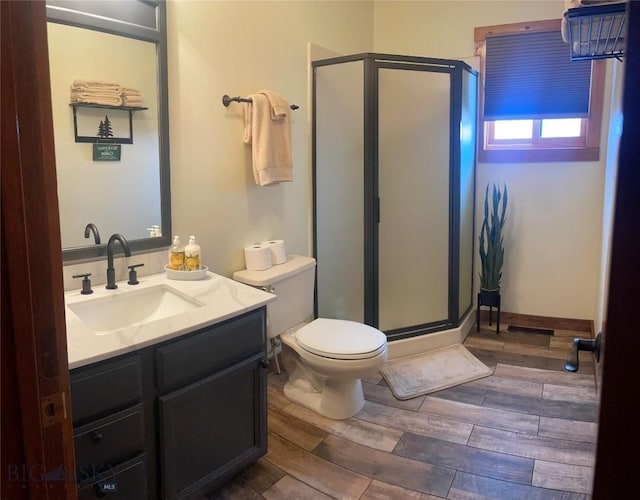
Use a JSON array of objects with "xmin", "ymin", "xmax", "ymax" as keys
[{"xmin": 208, "ymin": 321, "xmax": 599, "ymax": 499}]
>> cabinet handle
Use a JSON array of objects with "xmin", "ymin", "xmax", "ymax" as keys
[
  {"xmin": 90, "ymin": 430, "xmax": 103, "ymax": 444},
  {"xmin": 260, "ymin": 359, "xmax": 269, "ymax": 369}
]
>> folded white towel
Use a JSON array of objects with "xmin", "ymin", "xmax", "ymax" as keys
[
  {"xmin": 71, "ymin": 79, "xmax": 122, "ymax": 93},
  {"xmin": 573, "ymin": 38, "xmax": 624, "ymax": 55},
  {"xmin": 70, "ymin": 88, "xmax": 121, "ymax": 97},
  {"xmin": 70, "ymin": 91, "xmax": 123, "ymax": 106},
  {"xmin": 565, "ymin": 0, "xmax": 622, "ymax": 7},
  {"xmin": 244, "ymin": 93, "xmax": 293, "ymax": 186},
  {"xmin": 122, "ymin": 87, "xmax": 142, "ymax": 95},
  {"xmin": 258, "ymin": 89, "xmax": 289, "ymax": 120},
  {"xmin": 122, "ymin": 95, "xmax": 144, "ymax": 106}
]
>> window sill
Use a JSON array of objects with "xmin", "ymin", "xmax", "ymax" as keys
[{"xmin": 478, "ymin": 147, "xmax": 600, "ymax": 163}]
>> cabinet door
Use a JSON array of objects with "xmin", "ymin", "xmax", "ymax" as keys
[{"xmin": 158, "ymin": 352, "xmax": 267, "ymax": 500}]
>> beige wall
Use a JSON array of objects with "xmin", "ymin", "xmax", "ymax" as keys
[
  {"xmin": 373, "ymin": 1, "xmax": 611, "ymax": 320},
  {"xmin": 165, "ymin": 0, "xmax": 614, "ymax": 321},
  {"xmin": 166, "ymin": 0, "xmax": 372, "ymax": 274},
  {"xmin": 373, "ymin": 0, "xmax": 562, "ymax": 59},
  {"xmin": 595, "ymin": 60, "xmax": 624, "ymax": 332}
]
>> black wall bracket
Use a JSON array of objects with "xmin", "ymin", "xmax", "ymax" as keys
[
  {"xmin": 70, "ymin": 103, "xmax": 148, "ymax": 144},
  {"xmin": 565, "ymin": 331, "xmax": 602, "ymax": 372}
]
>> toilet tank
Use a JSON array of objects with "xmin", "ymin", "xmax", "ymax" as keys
[{"xmin": 232, "ymin": 255, "xmax": 316, "ymax": 338}]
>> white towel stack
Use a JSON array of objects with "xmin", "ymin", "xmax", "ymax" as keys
[
  {"xmin": 70, "ymin": 80, "xmax": 123, "ymax": 106},
  {"xmin": 70, "ymin": 80, "xmax": 144, "ymax": 107},
  {"xmin": 122, "ymin": 87, "xmax": 143, "ymax": 106}
]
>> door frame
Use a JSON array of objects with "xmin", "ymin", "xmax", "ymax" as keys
[
  {"xmin": 1, "ymin": 0, "xmax": 77, "ymax": 498},
  {"xmin": 592, "ymin": 1, "xmax": 640, "ymax": 495}
]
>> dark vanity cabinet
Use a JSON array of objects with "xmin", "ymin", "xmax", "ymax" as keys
[{"xmin": 69, "ymin": 307, "xmax": 268, "ymax": 500}]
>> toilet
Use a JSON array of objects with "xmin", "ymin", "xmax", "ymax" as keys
[{"xmin": 233, "ymin": 255, "xmax": 387, "ymax": 420}]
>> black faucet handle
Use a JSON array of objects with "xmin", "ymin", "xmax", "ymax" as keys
[
  {"xmin": 72, "ymin": 273, "xmax": 93, "ymax": 295},
  {"xmin": 127, "ymin": 263, "xmax": 144, "ymax": 285}
]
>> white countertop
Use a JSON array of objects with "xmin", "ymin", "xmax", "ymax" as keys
[{"xmin": 64, "ymin": 271, "xmax": 275, "ymax": 369}]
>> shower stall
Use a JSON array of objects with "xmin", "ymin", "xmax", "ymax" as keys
[{"xmin": 312, "ymin": 53, "xmax": 477, "ymax": 341}]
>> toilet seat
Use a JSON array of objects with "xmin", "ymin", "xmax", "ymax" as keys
[{"xmin": 294, "ymin": 318, "xmax": 387, "ymax": 360}]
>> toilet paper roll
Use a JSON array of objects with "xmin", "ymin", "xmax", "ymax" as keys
[
  {"xmin": 263, "ymin": 239, "xmax": 287, "ymax": 265},
  {"xmin": 244, "ymin": 244, "xmax": 272, "ymax": 271}
]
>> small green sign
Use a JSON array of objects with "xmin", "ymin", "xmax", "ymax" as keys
[{"xmin": 93, "ymin": 144, "xmax": 121, "ymax": 161}]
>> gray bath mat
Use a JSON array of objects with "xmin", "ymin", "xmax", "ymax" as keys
[{"xmin": 380, "ymin": 344, "xmax": 493, "ymax": 400}]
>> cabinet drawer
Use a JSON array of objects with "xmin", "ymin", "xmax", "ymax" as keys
[
  {"xmin": 74, "ymin": 404, "xmax": 145, "ymax": 476},
  {"xmin": 71, "ymin": 355, "xmax": 143, "ymax": 423},
  {"xmin": 78, "ymin": 454, "xmax": 147, "ymax": 500},
  {"xmin": 155, "ymin": 307, "xmax": 265, "ymax": 390}
]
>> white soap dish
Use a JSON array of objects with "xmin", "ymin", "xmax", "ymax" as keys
[{"xmin": 164, "ymin": 265, "xmax": 208, "ymax": 281}]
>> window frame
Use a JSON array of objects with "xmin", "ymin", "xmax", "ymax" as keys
[
  {"xmin": 475, "ymin": 19, "xmax": 605, "ymax": 163},
  {"xmin": 487, "ymin": 118, "xmax": 587, "ymax": 147}
]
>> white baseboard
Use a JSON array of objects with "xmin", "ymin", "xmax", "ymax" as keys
[{"xmin": 387, "ymin": 309, "xmax": 476, "ymax": 360}]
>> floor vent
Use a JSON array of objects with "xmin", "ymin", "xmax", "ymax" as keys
[{"xmin": 507, "ymin": 325, "xmax": 555, "ymax": 336}]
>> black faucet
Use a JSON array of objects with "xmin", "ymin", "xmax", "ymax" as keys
[
  {"xmin": 84, "ymin": 223, "xmax": 101, "ymax": 244},
  {"xmin": 106, "ymin": 233, "xmax": 131, "ymax": 289}
]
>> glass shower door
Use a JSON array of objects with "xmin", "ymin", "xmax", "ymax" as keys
[
  {"xmin": 458, "ymin": 68, "xmax": 478, "ymax": 321},
  {"xmin": 315, "ymin": 60, "xmax": 365, "ymax": 322},
  {"xmin": 377, "ymin": 65, "xmax": 451, "ymax": 332}
]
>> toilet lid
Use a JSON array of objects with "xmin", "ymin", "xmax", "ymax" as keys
[{"xmin": 295, "ymin": 318, "xmax": 387, "ymax": 360}]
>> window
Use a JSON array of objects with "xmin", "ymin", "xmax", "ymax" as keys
[{"xmin": 475, "ymin": 20, "xmax": 604, "ymax": 162}]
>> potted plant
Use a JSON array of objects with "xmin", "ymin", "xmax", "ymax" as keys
[{"xmin": 478, "ymin": 183, "xmax": 508, "ymax": 308}]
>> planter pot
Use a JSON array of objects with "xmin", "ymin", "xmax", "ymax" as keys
[
  {"xmin": 477, "ymin": 288, "xmax": 501, "ymax": 334},
  {"xmin": 479, "ymin": 288, "xmax": 500, "ymax": 307}
]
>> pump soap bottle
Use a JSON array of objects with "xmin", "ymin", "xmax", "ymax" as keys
[
  {"xmin": 184, "ymin": 235, "xmax": 201, "ymax": 271},
  {"xmin": 168, "ymin": 235, "xmax": 185, "ymax": 270}
]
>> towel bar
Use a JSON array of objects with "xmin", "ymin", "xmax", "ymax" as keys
[{"xmin": 222, "ymin": 94, "xmax": 299, "ymax": 110}]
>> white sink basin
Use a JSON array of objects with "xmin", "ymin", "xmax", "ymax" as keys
[{"xmin": 67, "ymin": 284, "xmax": 205, "ymax": 333}]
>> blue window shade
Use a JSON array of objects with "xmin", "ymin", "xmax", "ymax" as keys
[{"xmin": 484, "ymin": 31, "xmax": 592, "ymax": 120}]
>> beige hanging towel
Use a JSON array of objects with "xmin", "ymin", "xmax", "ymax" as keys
[
  {"xmin": 259, "ymin": 89, "xmax": 289, "ymax": 120},
  {"xmin": 243, "ymin": 91, "xmax": 293, "ymax": 186}
]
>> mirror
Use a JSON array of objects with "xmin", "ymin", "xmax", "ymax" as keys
[{"xmin": 46, "ymin": 0, "xmax": 171, "ymax": 261}]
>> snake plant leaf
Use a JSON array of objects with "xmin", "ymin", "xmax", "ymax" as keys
[{"xmin": 479, "ymin": 183, "xmax": 508, "ymax": 291}]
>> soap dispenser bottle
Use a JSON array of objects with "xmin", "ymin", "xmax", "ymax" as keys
[
  {"xmin": 168, "ymin": 235, "xmax": 185, "ymax": 270},
  {"xmin": 184, "ymin": 235, "xmax": 201, "ymax": 271}
]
